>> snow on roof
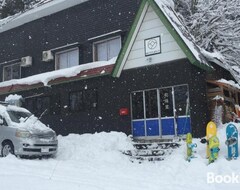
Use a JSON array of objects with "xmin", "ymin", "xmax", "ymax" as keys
[
  {"xmin": 202, "ymin": 48, "xmax": 240, "ymax": 85},
  {"xmin": 6, "ymin": 105, "xmax": 31, "ymax": 114},
  {"xmin": 230, "ymin": 66, "xmax": 240, "ymax": 85},
  {"xmin": 154, "ymin": 0, "xmax": 212, "ymax": 68},
  {"xmin": 217, "ymin": 78, "xmax": 240, "ymax": 90},
  {"xmin": 0, "ymin": 0, "xmax": 88, "ymax": 33},
  {"xmin": 0, "ymin": 103, "xmax": 30, "ymax": 114},
  {"xmin": 212, "ymin": 95, "xmax": 224, "ymax": 101},
  {"xmin": 0, "ymin": 57, "xmax": 116, "ymax": 89},
  {"xmin": 5, "ymin": 94, "xmax": 23, "ymax": 102},
  {"xmin": 155, "ymin": 0, "xmax": 240, "ymax": 86}
]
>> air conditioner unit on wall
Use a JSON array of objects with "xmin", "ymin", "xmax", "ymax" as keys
[
  {"xmin": 21, "ymin": 56, "xmax": 32, "ymax": 67},
  {"xmin": 42, "ymin": 50, "xmax": 54, "ymax": 62}
]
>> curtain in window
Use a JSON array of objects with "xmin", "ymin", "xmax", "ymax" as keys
[
  {"xmin": 12, "ymin": 64, "xmax": 21, "ymax": 79},
  {"xmin": 3, "ymin": 64, "xmax": 20, "ymax": 81},
  {"xmin": 68, "ymin": 49, "xmax": 79, "ymax": 67},
  {"xmin": 3, "ymin": 66, "xmax": 11, "ymax": 81},
  {"xmin": 57, "ymin": 48, "xmax": 79, "ymax": 69},
  {"xmin": 96, "ymin": 37, "xmax": 121, "ymax": 61},
  {"xmin": 108, "ymin": 38, "xmax": 121, "ymax": 60},
  {"xmin": 59, "ymin": 52, "xmax": 68, "ymax": 69},
  {"xmin": 97, "ymin": 43, "xmax": 108, "ymax": 61}
]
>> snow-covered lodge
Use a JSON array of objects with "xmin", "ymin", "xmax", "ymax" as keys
[{"xmin": 0, "ymin": 0, "xmax": 239, "ymax": 139}]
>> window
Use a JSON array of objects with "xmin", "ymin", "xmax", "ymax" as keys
[
  {"xmin": 174, "ymin": 85, "xmax": 189, "ymax": 116},
  {"xmin": 93, "ymin": 36, "xmax": 121, "ymax": 61},
  {"xmin": 69, "ymin": 89, "xmax": 98, "ymax": 112},
  {"xmin": 69, "ymin": 91, "xmax": 84, "ymax": 112},
  {"xmin": 132, "ymin": 92, "xmax": 144, "ymax": 119},
  {"xmin": 145, "ymin": 90, "xmax": 158, "ymax": 118},
  {"xmin": 160, "ymin": 88, "xmax": 174, "ymax": 117},
  {"xmin": 3, "ymin": 63, "xmax": 21, "ymax": 81},
  {"xmin": 0, "ymin": 115, "xmax": 7, "ymax": 126},
  {"xmin": 55, "ymin": 48, "xmax": 79, "ymax": 70},
  {"xmin": 25, "ymin": 96, "xmax": 51, "ymax": 117},
  {"xmin": 84, "ymin": 89, "xmax": 98, "ymax": 110},
  {"xmin": 36, "ymin": 96, "xmax": 50, "ymax": 116}
]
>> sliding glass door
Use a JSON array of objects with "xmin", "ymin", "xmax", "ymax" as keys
[{"xmin": 131, "ymin": 85, "xmax": 191, "ymax": 138}]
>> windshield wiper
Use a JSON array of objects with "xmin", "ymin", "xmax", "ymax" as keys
[
  {"xmin": 24, "ymin": 114, "xmax": 34, "ymax": 123},
  {"xmin": 33, "ymin": 109, "xmax": 48, "ymax": 124}
]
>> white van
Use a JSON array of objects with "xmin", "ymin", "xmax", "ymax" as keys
[{"xmin": 0, "ymin": 103, "xmax": 58, "ymax": 157}]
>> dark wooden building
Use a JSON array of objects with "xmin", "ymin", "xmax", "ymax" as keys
[{"xmin": 0, "ymin": 0, "xmax": 238, "ymax": 139}]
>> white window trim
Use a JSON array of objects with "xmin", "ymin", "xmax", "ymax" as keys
[
  {"xmin": 55, "ymin": 47, "xmax": 79, "ymax": 70},
  {"xmin": 93, "ymin": 35, "xmax": 121, "ymax": 62},
  {"xmin": 3, "ymin": 62, "xmax": 21, "ymax": 81},
  {"xmin": 88, "ymin": 30, "xmax": 122, "ymax": 41}
]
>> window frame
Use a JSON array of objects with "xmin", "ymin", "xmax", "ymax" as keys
[
  {"xmin": 3, "ymin": 62, "xmax": 21, "ymax": 81},
  {"xmin": 69, "ymin": 91, "xmax": 84, "ymax": 112},
  {"xmin": 93, "ymin": 36, "xmax": 121, "ymax": 62},
  {"xmin": 35, "ymin": 96, "xmax": 51, "ymax": 116},
  {"xmin": 55, "ymin": 47, "xmax": 79, "ymax": 70},
  {"xmin": 69, "ymin": 89, "xmax": 98, "ymax": 112},
  {"xmin": 24, "ymin": 95, "xmax": 59, "ymax": 116}
]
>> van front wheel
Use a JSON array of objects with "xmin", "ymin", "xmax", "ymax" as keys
[{"xmin": 1, "ymin": 142, "xmax": 14, "ymax": 157}]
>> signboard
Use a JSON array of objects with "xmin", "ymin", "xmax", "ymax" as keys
[{"xmin": 144, "ymin": 36, "xmax": 161, "ymax": 56}]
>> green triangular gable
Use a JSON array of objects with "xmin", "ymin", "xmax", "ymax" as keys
[{"xmin": 112, "ymin": 0, "xmax": 213, "ymax": 77}]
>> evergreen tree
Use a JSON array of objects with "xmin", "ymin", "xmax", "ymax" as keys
[
  {"xmin": 1, "ymin": 0, "xmax": 25, "ymax": 18},
  {"xmin": 0, "ymin": 0, "xmax": 42, "ymax": 19},
  {"xmin": 175, "ymin": 0, "xmax": 240, "ymax": 82}
]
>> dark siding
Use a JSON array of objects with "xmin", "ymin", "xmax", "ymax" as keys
[
  {"xmin": 0, "ymin": 59, "xmax": 209, "ymax": 138},
  {"xmin": 0, "ymin": 0, "xmax": 218, "ymax": 138},
  {"xmin": 0, "ymin": 0, "xmax": 141, "ymax": 80}
]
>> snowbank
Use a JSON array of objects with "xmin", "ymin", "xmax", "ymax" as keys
[
  {"xmin": 56, "ymin": 132, "xmax": 134, "ymax": 162},
  {"xmin": 0, "ymin": 127, "xmax": 240, "ymax": 190}
]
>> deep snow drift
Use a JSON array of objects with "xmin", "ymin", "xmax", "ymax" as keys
[{"xmin": 0, "ymin": 124, "xmax": 240, "ymax": 190}]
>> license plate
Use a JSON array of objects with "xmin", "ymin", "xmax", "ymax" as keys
[{"xmin": 41, "ymin": 148, "xmax": 49, "ymax": 153}]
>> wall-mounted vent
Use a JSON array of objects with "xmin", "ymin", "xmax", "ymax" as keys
[
  {"xmin": 42, "ymin": 50, "xmax": 54, "ymax": 62},
  {"xmin": 21, "ymin": 56, "xmax": 32, "ymax": 67}
]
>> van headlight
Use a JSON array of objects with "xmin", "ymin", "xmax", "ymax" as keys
[
  {"xmin": 15, "ymin": 130, "xmax": 31, "ymax": 138},
  {"xmin": 53, "ymin": 132, "xmax": 57, "ymax": 140}
]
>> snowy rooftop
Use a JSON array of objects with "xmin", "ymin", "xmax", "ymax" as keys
[
  {"xmin": 0, "ymin": 57, "xmax": 116, "ymax": 94},
  {"xmin": 0, "ymin": 0, "xmax": 88, "ymax": 33},
  {"xmin": 154, "ymin": 0, "xmax": 212, "ymax": 69},
  {"xmin": 154, "ymin": 0, "xmax": 240, "ymax": 84}
]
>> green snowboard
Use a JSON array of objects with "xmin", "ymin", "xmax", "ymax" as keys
[
  {"xmin": 186, "ymin": 133, "xmax": 197, "ymax": 161},
  {"xmin": 208, "ymin": 135, "xmax": 220, "ymax": 164}
]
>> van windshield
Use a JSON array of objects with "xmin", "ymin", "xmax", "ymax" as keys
[{"xmin": 7, "ymin": 110, "xmax": 32, "ymax": 123}]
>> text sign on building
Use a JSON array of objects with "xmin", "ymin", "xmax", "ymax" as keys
[{"xmin": 144, "ymin": 36, "xmax": 161, "ymax": 56}]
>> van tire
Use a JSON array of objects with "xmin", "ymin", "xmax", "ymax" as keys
[{"xmin": 1, "ymin": 141, "xmax": 14, "ymax": 157}]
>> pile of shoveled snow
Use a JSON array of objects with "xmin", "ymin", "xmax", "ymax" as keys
[
  {"xmin": 56, "ymin": 132, "xmax": 134, "ymax": 162},
  {"xmin": 0, "ymin": 126, "xmax": 239, "ymax": 190}
]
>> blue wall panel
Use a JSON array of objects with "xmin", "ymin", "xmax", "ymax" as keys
[
  {"xmin": 146, "ymin": 119, "xmax": 160, "ymax": 136},
  {"xmin": 161, "ymin": 118, "xmax": 175, "ymax": 135},
  {"xmin": 177, "ymin": 117, "xmax": 191, "ymax": 135},
  {"xmin": 132, "ymin": 120, "xmax": 145, "ymax": 137}
]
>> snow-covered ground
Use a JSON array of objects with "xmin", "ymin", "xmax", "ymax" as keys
[{"xmin": 0, "ymin": 124, "xmax": 240, "ymax": 190}]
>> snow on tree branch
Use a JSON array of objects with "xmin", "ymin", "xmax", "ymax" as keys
[{"xmin": 175, "ymin": 0, "xmax": 240, "ymax": 83}]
